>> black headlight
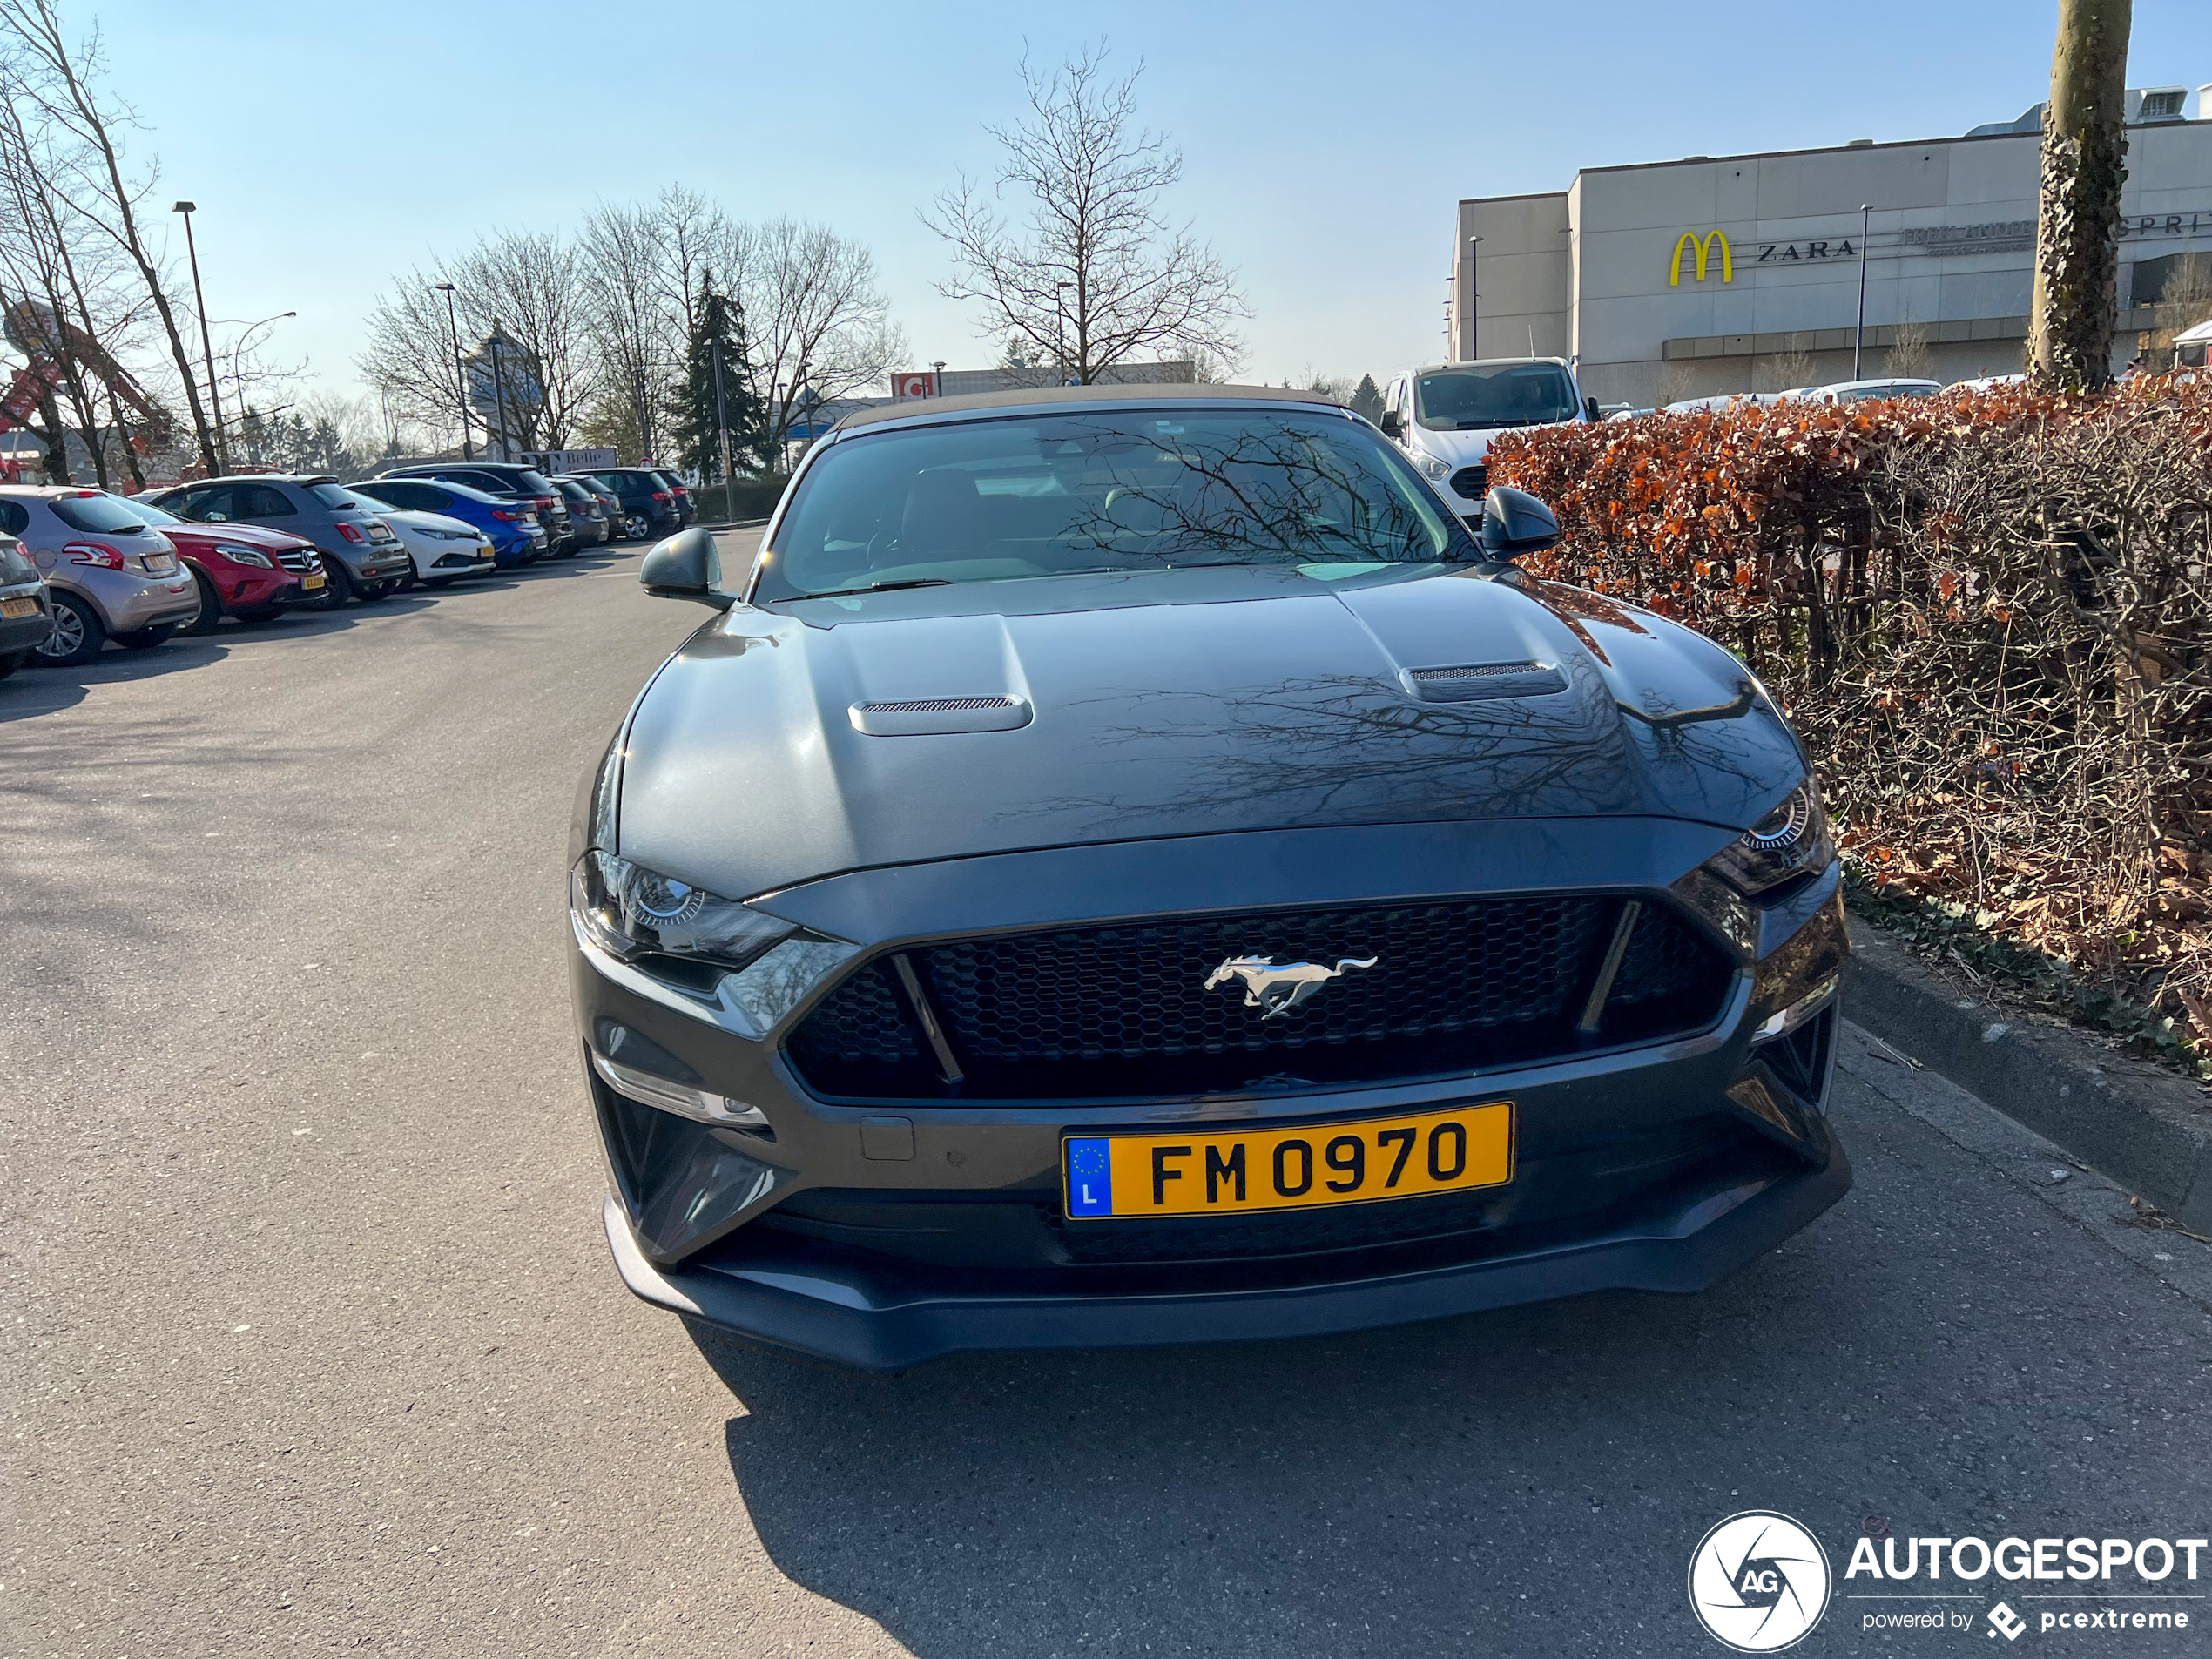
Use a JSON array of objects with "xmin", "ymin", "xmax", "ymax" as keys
[
  {"xmin": 569, "ymin": 850, "xmax": 858, "ymax": 1037},
  {"xmin": 1705, "ymin": 779, "xmax": 1835, "ymax": 897},
  {"xmin": 571, "ymin": 849, "xmax": 794, "ymax": 971}
]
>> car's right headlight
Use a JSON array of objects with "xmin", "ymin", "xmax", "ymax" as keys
[
  {"xmin": 1705, "ymin": 779, "xmax": 1835, "ymax": 897},
  {"xmin": 215, "ymin": 544, "xmax": 273, "ymax": 567},
  {"xmin": 570, "ymin": 850, "xmax": 857, "ymax": 1038},
  {"xmin": 1411, "ymin": 450, "xmax": 1451, "ymax": 481}
]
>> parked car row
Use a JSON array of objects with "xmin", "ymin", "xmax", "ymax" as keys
[{"xmin": 0, "ymin": 461, "xmax": 698, "ymax": 671}]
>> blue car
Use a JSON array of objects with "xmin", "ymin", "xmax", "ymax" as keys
[{"xmin": 348, "ymin": 476, "xmax": 546, "ymax": 567}]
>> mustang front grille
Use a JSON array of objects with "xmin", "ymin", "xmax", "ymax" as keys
[{"xmin": 783, "ymin": 894, "xmax": 1736, "ymax": 1103}]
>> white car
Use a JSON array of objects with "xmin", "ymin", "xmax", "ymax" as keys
[
  {"xmin": 1780, "ymin": 378, "xmax": 1943, "ymax": 406},
  {"xmin": 372, "ymin": 507, "xmax": 497, "ymax": 587},
  {"xmin": 1377, "ymin": 359, "xmax": 1598, "ymax": 523}
]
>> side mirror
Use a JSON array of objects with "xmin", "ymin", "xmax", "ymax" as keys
[
  {"xmin": 1478, "ymin": 485, "xmax": 1560, "ymax": 560},
  {"xmin": 639, "ymin": 526, "xmax": 734, "ymax": 610},
  {"xmin": 1379, "ymin": 409, "xmax": 1404, "ymax": 438},
  {"xmin": 1584, "ymin": 395, "xmax": 1602, "ymax": 422}
]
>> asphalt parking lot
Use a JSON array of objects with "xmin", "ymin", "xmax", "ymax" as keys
[{"xmin": 6, "ymin": 529, "xmax": 2211, "ymax": 1657}]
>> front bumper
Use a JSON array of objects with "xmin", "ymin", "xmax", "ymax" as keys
[
  {"xmin": 570, "ymin": 819, "xmax": 1852, "ymax": 1369},
  {"xmin": 604, "ymin": 1130, "xmax": 1848, "ymax": 1372}
]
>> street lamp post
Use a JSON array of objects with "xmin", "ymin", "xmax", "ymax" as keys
[
  {"xmin": 1465, "ymin": 235, "xmax": 1483, "ymax": 362},
  {"xmin": 931, "ymin": 359, "xmax": 946, "ymax": 398},
  {"xmin": 711, "ymin": 335, "xmax": 732, "ymax": 488},
  {"xmin": 488, "ymin": 322, "xmax": 512, "ymax": 462},
  {"xmin": 1055, "ymin": 282, "xmax": 1069, "ymax": 384},
  {"xmin": 433, "ymin": 283, "xmax": 472, "ymax": 460},
  {"xmin": 172, "ymin": 201, "xmax": 226, "ymax": 472},
  {"xmin": 1853, "ymin": 205, "xmax": 1871, "ymax": 380}
]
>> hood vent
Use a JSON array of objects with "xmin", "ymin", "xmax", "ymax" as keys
[
  {"xmin": 849, "ymin": 695, "xmax": 1034, "ymax": 736},
  {"xmin": 1406, "ymin": 661, "xmax": 1568, "ymax": 703}
]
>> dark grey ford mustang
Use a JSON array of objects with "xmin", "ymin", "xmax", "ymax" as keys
[{"xmin": 568, "ymin": 383, "xmax": 1850, "ymax": 1369}]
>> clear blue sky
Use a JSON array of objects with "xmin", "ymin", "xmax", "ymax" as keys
[{"xmin": 82, "ymin": 0, "xmax": 2209, "ymax": 397}]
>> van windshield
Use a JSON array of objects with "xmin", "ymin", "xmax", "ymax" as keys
[
  {"xmin": 1414, "ymin": 363, "xmax": 1581, "ymax": 431},
  {"xmin": 760, "ymin": 407, "xmax": 1471, "ymax": 600}
]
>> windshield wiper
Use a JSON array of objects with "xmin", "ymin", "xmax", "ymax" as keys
[{"xmin": 795, "ymin": 577, "xmax": 956, "ymax": 601}]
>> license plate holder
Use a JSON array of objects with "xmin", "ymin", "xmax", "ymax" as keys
[
  {"xmin": 1063, "ymin": 1102, "xmax": 1514, "ymax": 1221},
  {"xmin": 0, "ymin": 596, "xmax": 37, "ymax": 619},
  {"xmin": 300, "ymin": 572, "xmax": 326, "ymax": 590}
]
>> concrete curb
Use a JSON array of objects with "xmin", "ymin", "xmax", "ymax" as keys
[{"xmin": 1844, "ymin": 924, "xmax": 2212, "ymax": 1232}]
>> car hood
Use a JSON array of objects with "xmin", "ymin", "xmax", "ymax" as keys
[
  {"xmin": 165, "ymin": 521, "xmax": 315, "ymax": 553},
  {"xmin": 1406, "ymin": 421, "xmax": 1576, "ymax": 467},
  {"xmin": 382, "ymin": 509, "xmax": 479, "ymax": 536},
  {"xmin": 615, "ymin": 563, "xmax": 1807, "ymax": 900}
]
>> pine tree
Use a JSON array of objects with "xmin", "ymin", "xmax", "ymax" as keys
[
  {"xmin": 1350, "ymin": 374, "xmax": 1384, "ymax": 423},
  {"xmin": 673, "ymin": 270, "xmax": 764, "ymax": 481}
]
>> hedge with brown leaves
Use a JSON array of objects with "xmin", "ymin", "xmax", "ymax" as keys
[{"xmin": 1488, "ymin": 379, "xmax": 2212, "ymax": 1061}]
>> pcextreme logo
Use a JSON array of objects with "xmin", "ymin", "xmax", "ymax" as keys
[{"xmin": 1669, "ymin": 229, "xmax": 1733, "ymax": 285}]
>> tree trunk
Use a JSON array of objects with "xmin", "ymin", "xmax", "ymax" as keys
[{"xmin": 2028, "ymin": 0, "xmax": 2131, "ymax": 390}]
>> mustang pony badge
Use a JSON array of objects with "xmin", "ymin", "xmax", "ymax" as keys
[{"xmin": 1204, "ymin": 954, "xmax": 1379, "ymax": 1019}]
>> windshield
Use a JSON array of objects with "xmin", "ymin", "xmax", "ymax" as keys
[
  {"xmin": 760, "ymin": 408, "xmax": 1468, "ymax": 600},
  {"xmin": 113, "ymin": 497, "xmax": 185, "ymax": 528},
  {"xmin": 1414, "ymin": 363, "xmax": 1580, "ymax": 431},
  {"xmin": 307, "ymin": 482, "xmax": 378, "ymax": 512},
  {"xmin": 51, "ymin": 493, "xmax": 155, "ymax": 534}
]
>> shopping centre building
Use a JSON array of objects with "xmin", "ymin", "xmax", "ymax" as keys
[{"xmin": 1450, "ymin": 85, "xmax": 2212, "ymax": 407}]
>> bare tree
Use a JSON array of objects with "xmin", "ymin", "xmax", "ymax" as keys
[
  {"xmin": 2029, "ymin": 0, "xmax": 2131, "ymax": 390},
  {"xmin": 926, "ymin": 44, "xmax": 1245, "ymax": 386},
  {"xmin": 0, "ymin": 0, "xmax": 217, "ymax": 473},
  {"xmin": 1759, "ymin": 334, "xmax": 1817, "ymax": 392},
  {"xmin": 737, "ymin": 216, "xmax": 901, "ymax": 453},
  {"xmin": 1886, "ymin": 317, "xmax": 1934, "ymax": 380},
  {"xmin": 359, "ymin": 230, "xmax": 596, "ymax": 455},
  {"xmin": 579, "ymin": 199, "xmax": 678, "ymax": 462}
]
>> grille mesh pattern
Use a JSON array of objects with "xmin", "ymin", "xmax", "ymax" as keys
[
  {"xmin": 1449, "ymin": 464, "xmax": 1488, "ymax": 498},
  {"xmin": 785, "ymin": 896, "xmax": 1736, "ymax": 1102}
]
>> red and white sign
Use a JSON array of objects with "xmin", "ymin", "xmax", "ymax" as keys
[{"xmin": 892, "ymin": 372, "xmax": 937, "ymax": 401}]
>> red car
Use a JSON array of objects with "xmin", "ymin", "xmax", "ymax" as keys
[{"xmin": 117, "ymin": 496, "xmax": 324, "ymax": 631}]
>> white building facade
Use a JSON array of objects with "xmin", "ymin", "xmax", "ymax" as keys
[{"xmin": 1451, "ymin": 91, "xmax": 2212, "ymax": 408}]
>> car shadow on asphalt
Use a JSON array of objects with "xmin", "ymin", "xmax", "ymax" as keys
[{"xmin": 687, "ymin": 1258, "xmax": 1857, "ymax": 1659}]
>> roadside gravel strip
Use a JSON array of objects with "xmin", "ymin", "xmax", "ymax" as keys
[{"xmin": 4, "ymin": 532, "xmax": 2209, "ymax": 1657}]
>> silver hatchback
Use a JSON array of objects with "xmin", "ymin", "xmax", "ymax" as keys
[{"xmin": 0, "ymin": 486, "xmax": 200, "ymax": 666}]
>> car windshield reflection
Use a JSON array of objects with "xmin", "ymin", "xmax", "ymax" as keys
[{"xmin": 759, "ymin": 408, "xmax": 1474, "ymax": 601}]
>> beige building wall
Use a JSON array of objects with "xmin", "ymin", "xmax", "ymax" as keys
[{"xmin": 1452, "ymin": 118, "xmax": 2212, "ymax": 408}]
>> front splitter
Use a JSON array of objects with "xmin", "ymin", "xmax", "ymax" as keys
[{"xmin": 601, "ymin": 1136, "xmax": 1851, "ymax": 1372}]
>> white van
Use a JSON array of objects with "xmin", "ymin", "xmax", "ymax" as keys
[{"xmin": 1378, "ymin": 359, "xmax": 1599, "ymax": 523}]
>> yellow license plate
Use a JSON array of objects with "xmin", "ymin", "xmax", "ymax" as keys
[
  {"xmin": 0, "ymin": 596, "xmax": 36, "ymax": 618},
  {"xmin": 1063, "ymin": 1102, "xmax": 1513, "ymax": 1220},
  {"xmin": 301, "ymin": 572, "xmax": 325, "ymax": 590}
]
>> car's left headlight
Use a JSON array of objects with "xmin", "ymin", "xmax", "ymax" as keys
[
  {"xmin": 1705, "ymin": 779, "xmax": 1835, "ymax": 897},
  {"xmin": 570, "ymin": 850, "xmax": 857, "ymax": 1037},
  {"xmin": 1411, "ymin": 450, "xmax": 1451, "ymax": 481}
]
